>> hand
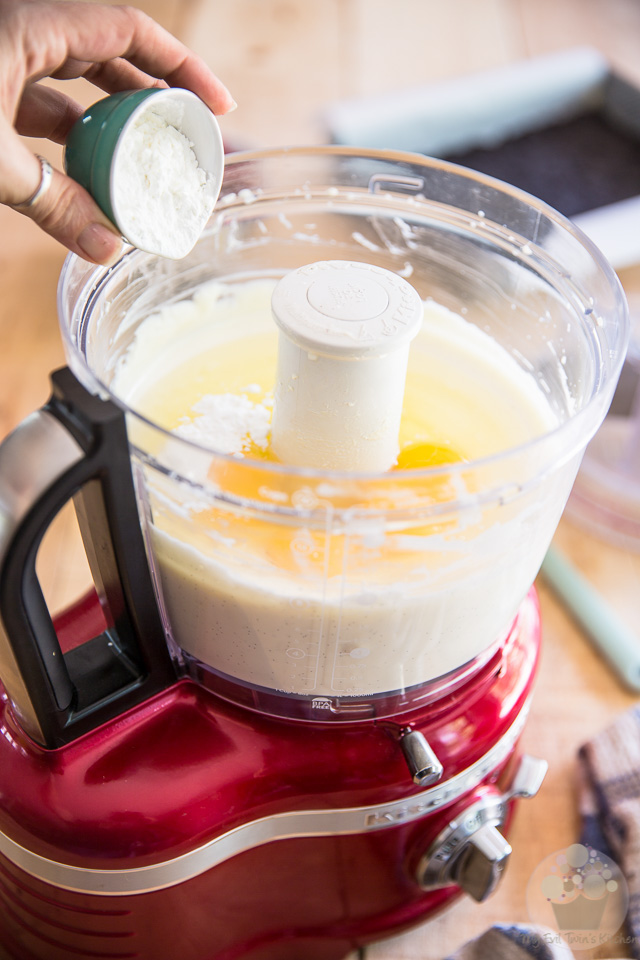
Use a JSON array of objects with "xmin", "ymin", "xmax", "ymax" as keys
[{"xmin": 0, "ymin": 0, "xmax": 235, "ymax": 263}]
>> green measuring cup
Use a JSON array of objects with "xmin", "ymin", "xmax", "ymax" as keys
[{"xmin": 65, "ymin": 87, "xmax": 224, "ymax": 258}]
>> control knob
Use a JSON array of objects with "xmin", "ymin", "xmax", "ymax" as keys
[{"xmin": 415, "ymin": 754, "xmax": 547, "ymax": 902}]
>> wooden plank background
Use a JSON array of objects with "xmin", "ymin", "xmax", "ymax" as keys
[{"xmin": 0, "ymin": 1, "xmax": 639, "ymax": 958}]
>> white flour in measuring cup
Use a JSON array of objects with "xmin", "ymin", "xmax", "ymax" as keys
[{"xmin": 112, "ymin": 107, "xmax": 219, "ymax": 259}]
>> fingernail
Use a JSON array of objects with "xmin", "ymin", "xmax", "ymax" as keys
[
  {"xmin": 78, "ymin": 222, "xmax": 123, "ymax": 265},
  {"xmin": 226, "ymin": 100, "xmax": 238, "ymax": 114}
]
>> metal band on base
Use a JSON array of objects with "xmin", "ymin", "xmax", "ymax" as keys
[{"xmin": 0, "ymin": 702, "xmax": 530, "ymax": 896}]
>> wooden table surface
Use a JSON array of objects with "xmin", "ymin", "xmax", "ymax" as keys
[{"xmin": 1, "ymin": 1, "xmax": 640, "ymax": 958}]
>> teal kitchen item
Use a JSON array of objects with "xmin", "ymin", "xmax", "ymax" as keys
[
  {"xmin": 541, "ymin": 545, "xmax": 640, "ymax": 692},
  {"xmin": 64, "ymin": 87, "xmax": 224, "ymax": 258}
]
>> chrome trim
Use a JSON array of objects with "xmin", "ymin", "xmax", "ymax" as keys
[
  {"xmin": 398, "ymin": 728, "xmax": 444, "ymax": 786},
  {"xmin": 0, "ymin": 411, "xmax": 84, "ymax": 743},
  {"xmin": 416, "ymin": 752, "xmax": 546, "ymax": 898},
  {"xmin": 0, "ymin": 702, "xmax": 530, "ymax": 895},
  {"xmin": 417, "ymin": 794, "xmax": 509, "ymax": 890}
]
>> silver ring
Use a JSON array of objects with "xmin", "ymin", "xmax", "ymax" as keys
[{"xmin": 11, "ymin": 155, "xmax": 54, "ymax": 210}]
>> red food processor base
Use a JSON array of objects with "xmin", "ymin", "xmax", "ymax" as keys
[{"xmin": 0, "ymin": 590, "xmax": 542, "ymax": 960}]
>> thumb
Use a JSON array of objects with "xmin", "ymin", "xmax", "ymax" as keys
[{"xmin": 13, "ymin": 154, "xmax": 123, "ymax": 266}]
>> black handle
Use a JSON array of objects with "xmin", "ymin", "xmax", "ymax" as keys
[{"xmin": 0, "ymin": 368, "xmax": 177, "ymax": 748}]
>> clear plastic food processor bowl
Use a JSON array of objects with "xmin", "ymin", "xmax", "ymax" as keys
[{"xmin": 58, "ymin": 148, "xmax": 628, "ymax": 720}]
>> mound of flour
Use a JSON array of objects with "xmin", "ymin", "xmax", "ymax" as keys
[
  {"xmin": 112, "ymin": 108, "xmax": 217, "ymax": 259},
  {"xmin": 174, "ymin": 390, "xmax": 272, "ymax": 455}
]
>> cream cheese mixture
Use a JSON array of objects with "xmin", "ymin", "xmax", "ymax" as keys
[{"xmin": 113, "ymin": 276, "xmax": 560, "ymax": 697}]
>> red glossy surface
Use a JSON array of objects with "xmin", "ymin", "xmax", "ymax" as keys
[{"xmin": 0, "ymin": 590, "xmax": 541, "ymax": 959}]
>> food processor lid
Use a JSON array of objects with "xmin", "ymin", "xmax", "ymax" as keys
[{"xmin": 271, "ymin": 260, "xmax": 423, "ymax": 357}]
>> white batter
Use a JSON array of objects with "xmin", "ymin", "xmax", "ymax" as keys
[{"xmin": 113, "ymin": 276, "xmax": 562, "ymax": 697}]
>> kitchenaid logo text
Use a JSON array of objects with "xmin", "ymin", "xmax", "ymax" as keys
[{"xmin": 365, "ymin": 795, "xmax": 453, "ymax": 827}]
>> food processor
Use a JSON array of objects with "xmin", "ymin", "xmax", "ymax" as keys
[{"xmin": 0, "ymin": 148, "xmax": 628, "ymax": 960}]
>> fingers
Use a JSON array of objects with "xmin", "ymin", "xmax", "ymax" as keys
[
  {"xmin": 16, "ymin": 68, "xmax": 163, "ymax": 147},
  {"xmin": 25, "ymin": 164, "xmax": 123, "ymax": 265},
  {"xmin": 22, "ymin": 2, "xmax": 236, "ymax": 115},
  {"xmin": 14, "ymin": 83, "xmax": 84, "ymax": 143},
  {"xmin": 54, "ymin": 56, "xmax": 167, "ymax": 96},
  {"xmin": 0, "ymin": 120, "xmax": 122, "ymax": 265}
]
